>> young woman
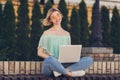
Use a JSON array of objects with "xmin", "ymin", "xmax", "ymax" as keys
[{"xmin": 37, "ymin": 8, "xmax": 93, "ymax": 77}]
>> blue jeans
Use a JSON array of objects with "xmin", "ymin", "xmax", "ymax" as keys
[{"xmin": 42, "ymin": 56, "xmax": 93, "ymax": 76}]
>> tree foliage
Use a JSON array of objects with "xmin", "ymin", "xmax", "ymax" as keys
[
  {"xmin": 58, "ymin": 0, "xmax": 68, "ymax": 31},
  {"xmin": 43, "ymin": 0, "xmax": 52, "ymax": 18},
  {"xmin": 79, "ymin": 0, "xmax": 89, "ymax": 46},
  {"xmin": 31, "ymin": 0, "xmax": 43, "ymax": 60},
  {"xmin": 101, "ymin": 6, "xmax": 111, "ymax": 47},
  {"xmin": 110, "ymin": 6, "xmax": 120, "ymax": 53},
  {"xmin": 0, "ymin": 3, "xmax": 8, "ymax": 60},
  {"xmin": 4, "ymin": 0, "xmax": 16, "ymax": 60},
  {"xmin": 16, "ymin": 0, "xmax": 30, "ymax": 60},
  {"xmin": 90, "ymin": 0, "xmax": 103, "ymax": 47},
  {"xmin": 70, "ymin": 7, "xmax": 81, "ymax": 44}
]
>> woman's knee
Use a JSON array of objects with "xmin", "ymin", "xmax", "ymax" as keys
[
  {"xmin": 80, "ymin": 57, "xmax": 94, "ymax": 64},
  {"xmin": 44, "ymin": 56, "xmax": 57, "ymax": 64},
  {"xmin": 85, "ymin": 57, "xmax": 93, "ymax": 61},
  {"xmin": 88, "ymin": 57, "xmax": 93, "ymax": 64}
]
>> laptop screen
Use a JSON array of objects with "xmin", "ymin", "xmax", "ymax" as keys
[{"xmin": 58, "ymin": 45, "xmax": 82, "ymax": 63}]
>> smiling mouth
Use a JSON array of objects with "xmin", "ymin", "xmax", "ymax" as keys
[{"xmin": 56, "ymin": 20, "xmax": 60, "ymax": 22}]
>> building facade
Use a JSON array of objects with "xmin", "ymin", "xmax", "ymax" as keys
[{"xmin": 0, "ymin": 0, "xmax": 120, "ymax": 25}]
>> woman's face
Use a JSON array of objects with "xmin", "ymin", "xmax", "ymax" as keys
[{"xmin": 50, "ymin": 11, "xmax": 62, "ymax": 25}]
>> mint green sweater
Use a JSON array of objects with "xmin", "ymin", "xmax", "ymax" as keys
[{"xmin": 38, "ymin": 34, "xmax": 71, "ymax": 58}]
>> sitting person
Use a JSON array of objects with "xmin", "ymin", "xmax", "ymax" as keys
[{"xmin": 37, "ymin": 8, "xmax": 93, "ymax": 77}]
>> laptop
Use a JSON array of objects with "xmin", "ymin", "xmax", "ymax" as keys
[{"xmin": 58, "ymin": 45, "xmax": 82, "ymax": 63}]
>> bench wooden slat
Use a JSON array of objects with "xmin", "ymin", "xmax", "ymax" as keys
[
  {"xmin": 26, "ymin": 61, "xmax": 30, "ymax": 75},
  {"xmin": 4, "ymin": 61, "xmax": 9, "ymax": 75},
  {"xmin": 0, "ymin": 61, "xmax": 4, "ymax": 74},
  {"xmin": 19, "ymin": 61, "xmax": 25, "ymax": 74},
  {"xmin": 35, "ymin": 61, "xmax": 41, "ymax": 74},
  {"xmin": 30, "ymin": 61, "xmax": 36, "ymax": 74},
  {"xmin": 9, "ymin": 61, "xmax": 15, "ymax": 74},
  {"xmin": 15, "ymin": 61, "xmax": 20, "ymax": 74}
]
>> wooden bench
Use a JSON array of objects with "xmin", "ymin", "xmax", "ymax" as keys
[
  {"xmin": 0, "ymin": 60, "xmax": 119, "ymax": 75},
  {"xmin": 0, "ymin": 53, "xmax": 120, "ymax": 79}
]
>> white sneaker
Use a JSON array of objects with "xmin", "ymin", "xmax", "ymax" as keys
[
  {"xmin": 72, "ymin": 70, "xmax": 85, "ymax": 77},
  {"xmin": 53, "ymin": 71, "xmax": 62, "ymax": 77}
]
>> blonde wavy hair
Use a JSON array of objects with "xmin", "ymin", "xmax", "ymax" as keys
[{"xmin": 43, "ymin": 8, "xmax": 63, "ymax": 26}]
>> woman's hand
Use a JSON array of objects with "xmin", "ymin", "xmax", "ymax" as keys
[{"xmin": 37, "ymin": 47, "xmax": 50, "ymax": 59}]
